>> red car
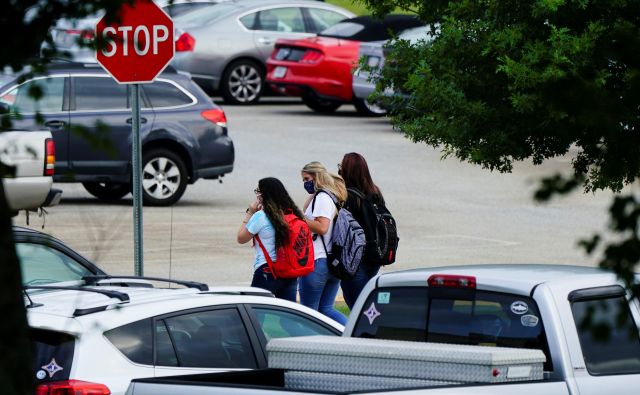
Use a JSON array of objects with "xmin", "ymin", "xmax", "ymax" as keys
[{"xmin": 266, "ymin": 15, "xmax": 423, "ymax": 116}]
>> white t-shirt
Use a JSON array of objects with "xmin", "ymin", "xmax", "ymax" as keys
[{"xmin": 305, "ymin": 192, "xmax": 337, "ymax": 259}]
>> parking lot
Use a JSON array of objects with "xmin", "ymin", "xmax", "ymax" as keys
[{"xmin": 15, "ymin": 97, "xmax": 616, "ymax": 286}]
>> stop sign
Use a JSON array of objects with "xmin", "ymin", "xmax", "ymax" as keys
[{"xmin": 96, "ymin": 0, "xmax": 174, "ymax": 84}]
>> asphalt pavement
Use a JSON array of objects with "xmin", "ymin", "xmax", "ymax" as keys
[{"xmin": 15, "ymin": 97, "xmax": 617, "ymax": 287}]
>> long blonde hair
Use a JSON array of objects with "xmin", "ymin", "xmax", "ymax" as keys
[{"xmin": 302, "ymin": 161, "xmax": 347, "ymax": 203}]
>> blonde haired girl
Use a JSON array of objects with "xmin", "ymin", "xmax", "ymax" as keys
[{"xmin": 299, "ymin": 161, "xmax": 347, "ymax": 324}]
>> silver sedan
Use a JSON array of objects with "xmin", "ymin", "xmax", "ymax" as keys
[{"xmin": 172, "ymin": 0, "xmax": 354, "ymax": 104}]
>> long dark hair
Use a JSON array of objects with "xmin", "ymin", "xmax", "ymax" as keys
[
  {"xmin": 258, "ymin": 177, "xmax": 304, "ymax": 248},
  {"xmin": 340, "ymin": 153, "xmax": 383, "ymax": 201}
]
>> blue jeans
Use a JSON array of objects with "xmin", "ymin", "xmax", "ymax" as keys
[
  {"xmin": 251, "ymin": 265, "xmax": 298, "ymax": 303},
  {"xmin": 341, "ymin": 264, "xmax": 380, "ymax": 309},
  {"xmin": 299, "ymin": 258, "xmax": 347, "ymax": 325}
]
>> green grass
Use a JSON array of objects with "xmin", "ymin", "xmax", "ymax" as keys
[
  {"xmin": 335, "ymin": 300, "xmax": 351, "ymax": 317},
  {"xmin": 326, "ymin": 0, "xmax": 372, "ymax": 16}
]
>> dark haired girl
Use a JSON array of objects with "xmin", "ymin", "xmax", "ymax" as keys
[
  {"xmin": 339, "ymin": 153, "xmax": 385, "ymax": 309},
  {"xmin": 237, "ymin": 177, "xmax": 304, "ymax": 301}
]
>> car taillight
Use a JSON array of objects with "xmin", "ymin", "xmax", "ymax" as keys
[
  {"xmin": 201, "ymin": 108, "xmax": 227, "ymax": 128},
  {"xmin": 300, "ymin": 49, "xmax": 323, "ymax": 64},
  {"xmin": 175, "ymin": 32, "xmax": 195, "ymax": 52},
  {"xmin": 66, "ymin": 29, "xmax": 94, "ymax": 44},
  {"xmin": 35, "ymin": 380, "xmax": 110, "ymax": 395},
  {"xmin": 428, "ymin": 274, "xmax": 476, "ymax": 289},
  {"xmin": 44, "ymin": 138, "xmax": 55, "ymax": 176}
]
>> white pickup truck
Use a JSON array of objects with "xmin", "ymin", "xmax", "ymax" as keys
[
  {"xmin": 126, "ymin": 264, "xmax": 640, "ymax": 394},
  {"xmin": 0, "ymin": 129, "xmax": 62, "ymax": 213}
]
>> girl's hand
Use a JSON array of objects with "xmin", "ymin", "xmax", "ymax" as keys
[{"xmin": 249, "ymin": 199, "xmax": 261, "ymax": 213}]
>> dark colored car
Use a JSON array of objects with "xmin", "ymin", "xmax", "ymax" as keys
[
  {"xmin": 266, "ymin": 15, "xmax": 423, "ymax": 115},
  {"xmin": 0, "ymin": 62, "xmax": 234, "ymax": 206},
  {"xmin": 14, "ymin": 225, "xmax": 105, "ymax": 285}
]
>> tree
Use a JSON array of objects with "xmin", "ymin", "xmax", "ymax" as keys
[
  {"xmin": 0, "ymin": 1, "xmax": 129, "ymax": 394},
  {"xmin": 363, "ymin": 0, "xmax": 640, "ymax": 287}
]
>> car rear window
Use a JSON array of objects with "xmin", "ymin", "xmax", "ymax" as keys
[
  {"xmin": 143, "ymin": 81, "xmax": 194, "ymax": 108},
  {"xmin": 104, "ymin": 318, "xmax": 153, "ymax": 365},
  {"xmin": 352, "ymin": 287, "xmax": 553, "ymax": 370},
  {"xmin": 174, "ymin": 3, "xmax": 239, "ymax": 26},
  {"xmin": 31, "ymin": 328, "xmax": 75, "ymax": 384},
  {"xmin": 571, "ymin": 295, "xmax": 640, "ymax": 375}
]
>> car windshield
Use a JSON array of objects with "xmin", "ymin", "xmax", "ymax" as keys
[
  {"xmin": 174, "ymin": 3, "xmax": 240, "ymax": 27},
  {"xmin": 17, "ymin": 242, "xmax": 94, "ymax": 285}
]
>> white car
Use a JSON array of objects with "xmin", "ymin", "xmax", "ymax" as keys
[
  {"xmin": 0, "ymin": 130, "xmax": 61, "ymax": 213},
  {"xmin": 26, "ymin": 278, "xmax": 343, "ymax": 395}
]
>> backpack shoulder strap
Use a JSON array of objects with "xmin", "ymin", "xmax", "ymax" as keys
[
  {"xmin": 348, "ymin": 187, "xmax": 366, "ymax": 200},
  {"xmin": 254, "ymin": 235, "xmax": 277, "ymax": 279},
  {"xmin": 311, "ymin": 189, "xmax": 339, "ymax": 211}
]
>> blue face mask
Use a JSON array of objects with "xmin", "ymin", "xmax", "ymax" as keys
[{"xmin": 303, "ymin": 180, "xmax": 315, "ymax": 194}]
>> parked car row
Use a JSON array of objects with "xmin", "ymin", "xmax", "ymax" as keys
[{"xmin": 39, "ymin": 0, "xmax": 433, "ymax": 114}]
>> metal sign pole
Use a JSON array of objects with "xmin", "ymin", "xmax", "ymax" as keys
[{"xmin": 131, "ymin": 83, "xmax": 144, "ymax": 276}]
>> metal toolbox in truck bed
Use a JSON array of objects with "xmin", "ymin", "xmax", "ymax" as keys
[{"xmin": 267, "ymin": 336, "xmax": 545, "ymax": 392}]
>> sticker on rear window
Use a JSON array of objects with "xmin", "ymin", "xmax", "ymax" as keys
[
  {"xmin": 521, "ymin": 314, "xmax": 539, "ymax": 327},
  {"xmin": 510, "ymin": 301, "xmax": 529, "ymax": 315},
  {"xmin": 363, "ymin": 302, "xmax": 381, "ymax": 325},
  {"xmin": 36, "ymin": 370, "xmax": 46, "ymax": 380},
  {"xmin": 377, "ymin": 292, "xmax": 390, "ymax": 304},
  {"xmin": 41, "ymin": 358, "xmax": 64, "ymax": 378}
]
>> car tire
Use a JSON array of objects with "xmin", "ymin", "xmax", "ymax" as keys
[
  {"xmin": 82, "ymin": 182, "xmax": 130, "ymax": 200},
  {"xmin": 141, "ymin": 149, "xmax": 188, "ymax": 206},
  {"xmin": 302, "ymin": 94, "xmax": 342, "ymax": 113},
  {"xmin": 221, "ymin": 60, "xmax": 264, "ymax": 105},
  {"xmin": 353, "ymin": 97, "xmax": 387, "ymax": 117}
]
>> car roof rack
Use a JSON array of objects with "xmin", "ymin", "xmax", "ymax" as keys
[
  {"xmin": 83, "ymin": 275, "xmax": 209, "ymax": 291},
  {"xmin": 25, "ymin": 285, "xmax": 130, "ymax": 302},
  {"xmin": 25, "ymin": 285, "xmax": 131, "ymax": 317}
]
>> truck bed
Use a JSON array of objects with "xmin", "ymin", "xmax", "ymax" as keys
[{"xmin": 126, "ymin": 369, "xmax": 570, "ymax": 395}]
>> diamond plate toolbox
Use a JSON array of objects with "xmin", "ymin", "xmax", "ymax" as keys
[{"xmin": 267, "ymin": 336, "xmax": 545, "ymax": 389}]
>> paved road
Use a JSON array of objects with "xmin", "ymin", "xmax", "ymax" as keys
[{"xmin": 15, "ymin": 98, "xmax": 616, "ymax": 286}]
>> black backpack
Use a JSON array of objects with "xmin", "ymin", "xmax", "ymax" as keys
[{"xmin": 348, "ymin": 188, "xmax": 399, "ymax": 266}]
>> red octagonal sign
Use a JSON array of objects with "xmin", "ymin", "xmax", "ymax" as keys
[{"xmin": 96, "ymin": 0, "xmax": 174, "ymax": 84}]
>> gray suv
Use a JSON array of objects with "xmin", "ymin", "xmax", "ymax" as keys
[{"xmin": 0, "ymin": 62, "xmax": 234, "ymax": 206}]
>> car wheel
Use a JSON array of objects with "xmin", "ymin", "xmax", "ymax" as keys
[
  {"xmin": 221, "ymin": 60, "xmax": 264, "ymax": 105},
  {"xmin": 353, "ymin": 97, "xmax": 387, "ymax": 117},
  {"xmin": 141, "ymin": 149, "xmax": 188, "ymax": 206},
  {"xmin": 302, "ymin": 95, "xmax": 342, "ymax": 113},
  {"xmin": 82, "ymin": 182, "xmax": 130, "ymax": 200}
]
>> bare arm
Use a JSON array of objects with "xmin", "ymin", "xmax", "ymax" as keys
[
  {"xmin": 237, "ymin": 200, "xmax": 262, "ymax": 244},
  {"xmin": 306, "ymin": 216, "xmax": 330, "ymax": 235}
]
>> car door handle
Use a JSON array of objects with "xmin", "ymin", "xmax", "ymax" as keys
[
  {"xmin": 44, "ymin": 120, "xmax": 66, "ymax": 128},
  {"xmin": 126, "ymin": 117, "xmax": 147, "ymax": 124},
  {"xmin": 258, "ymin": 37, "xmax": 275, "ymax": 45}
]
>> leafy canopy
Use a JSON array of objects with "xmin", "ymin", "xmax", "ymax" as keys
[{"xmin": 365, "ymin": 0, "xmax": 640, "ymax": 193}]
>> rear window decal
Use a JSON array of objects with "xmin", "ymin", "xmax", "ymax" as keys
[
  {"xmin": 377, "ymin": 292, "xmax": 390, "ymax": 304},
  {"xmin": 41, "ymin": 358, "xmax": 64, "ymax": 378},
  {"xmin": 36, "ymin": 370, "xmax": 46, "ymax": 380},
  {"xmin": 521, "ymin": 314, "xmax": 539, "ymax": 327},
  {"xmin": 510, "ymin": 300, "xmax": 529, "ymax": 315},
  {"xmin": 363, "ymin": 302, "xmax": 381, "ymax": 325}
]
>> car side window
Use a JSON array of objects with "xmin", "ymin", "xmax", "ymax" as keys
[
  {"xmin": 2, "ymin": 77, "xmax": 65, "ymax": 114},
  {"xmin": 143, "ymin": 81, "xmax": 193, "ymax": 108},
  {"xmin": 239, "ymin": 12, "xmax": 257, "ymax": 30},
  {"xmin": 74, "ymin": 77, "xmax": 128, "ymax": 111},
  {"xmin": 256, "ymin": 8, "xmax": 305, "ymax": 33},
  {"xmin": 16, "ymin": 242, "xmax": 93, "ymax": 285},
  {"xmin": 252, "ymin": 307, "xmax": 338, "ymax": 342},
  {"xmin": 571, "ymin": 295, "xmax": 640, "ymax": 375},
  {"xmin": 161, "ymin": 308, "xmax": 257, "ymax": 369},
  {"xmin": 104, "ymin": 318, "xmax": 153, "ymax": 365},
  {"xmin": 306, "ymin": 8, "xmax": 347, "ymax": 33}
]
